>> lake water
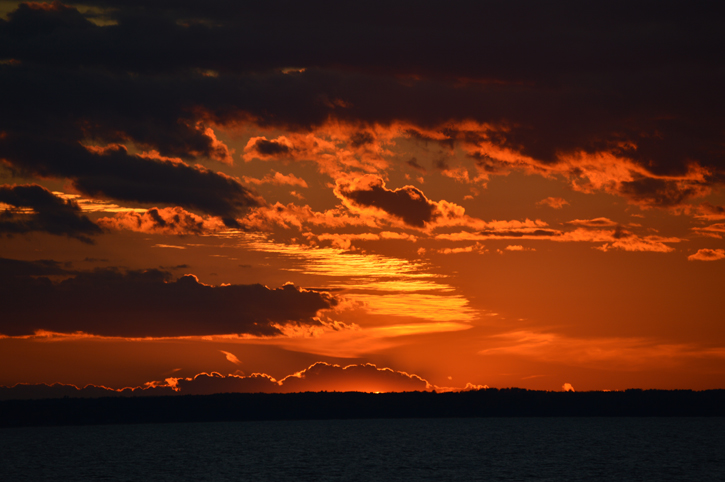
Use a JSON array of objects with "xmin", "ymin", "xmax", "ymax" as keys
[{"xmin": 2, "ymin": 418, "xmax": 724, "ymax": 481}]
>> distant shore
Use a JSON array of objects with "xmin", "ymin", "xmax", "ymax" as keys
[{"xmin": 2, "ymin": 389, "xmax": 725, "ymax": 428}]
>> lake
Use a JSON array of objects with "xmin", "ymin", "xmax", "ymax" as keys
[{"xmin": 2, "ymin": 418, "xmax": 723, "ymax": 481}]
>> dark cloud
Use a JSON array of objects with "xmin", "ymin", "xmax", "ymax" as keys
[
  {"xmin": 336, "ymin": 177, "xmax": 437, "ymax": 227},
  {"xmin": 617, "ymin": 177, "xmax": 708, "ymax": 209},
  {"xmin": 0, "ymin": 362, "xmax": 432, "ymax": 399},
  {"xmin": 0, "ymin": 1, "xmax": 723, "ymax": 210},
  {"xmin": 154, "ymin": 362, "xmax": 431, "ymax": 395},
  {"xmin": 406, "ymin": 157, "xmax": 426, "ymax": 173},
  {"xmin": 0, "ymin": 138, "xmax": 259, "ymax": 224},
  {"xmin": 348, "ymin": 131, "xmax": 374, "ymax": 148},
  {"xmin": 0, "ymin": 184, "xmax": 102, "ymax": 243},
  {"xmin": 278, "ymin": 362, "xmax": 430, "ymax": 393},
  {"xmin": 0, "ymin": 256, "xmax": 73, "ymax": 277},
  {"xmin": 0, "ymin": 263, "xmax": 337, "ymax": 337},
  {"xmin": 175, "ymin": 373, "xmax": 279, "ymax": 395},
  {"xmin": 248, "ymin": 138, "xmax": 291, "ymax": 157},
  {"xmin": 0, "ymin": 382, "xmax": 175, "ymax": 400}
]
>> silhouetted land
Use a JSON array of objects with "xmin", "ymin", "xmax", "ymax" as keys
[{"xmin": 2, "ymin": 389, "xmax": 724, "ymax": 428}]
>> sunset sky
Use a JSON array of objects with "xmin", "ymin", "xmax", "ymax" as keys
[{"xmin": 1, "ymin": 0, "xmax": 724, "ymax": 395}]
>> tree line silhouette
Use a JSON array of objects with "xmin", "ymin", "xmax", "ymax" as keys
[{"xmin": 2, "ymin": 388, "xmax": 724, "ymax": 428}]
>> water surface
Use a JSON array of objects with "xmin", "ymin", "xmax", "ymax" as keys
[{"xmin": 2, "ymin": 418, "xmax": 723, "ymax": 481}]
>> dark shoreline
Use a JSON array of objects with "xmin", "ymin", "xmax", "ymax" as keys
[{"xmin": 2, "ymin": 389, "xmax": 724, "ymax": 428}]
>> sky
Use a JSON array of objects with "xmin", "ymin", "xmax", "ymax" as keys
[{"xmin": 1, "ymin": 0, "xmax": 724, "ymax": 396}]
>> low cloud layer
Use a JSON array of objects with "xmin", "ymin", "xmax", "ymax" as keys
[{"xmin": 0, "ymin": 362, "xmax": 434, "ymax": 399}]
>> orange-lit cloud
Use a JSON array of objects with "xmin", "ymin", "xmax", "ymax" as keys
[
  {"xmin": 692, "ymin": 223, "xmax": 725, "ymax": 239},
  {"xmin": 693, "ymin": 202, "xmax": 725, "ymax": 221},
  {"xmin": 199, "ymin": 126, "xmax": 234, "ymax": 165},
  {"xmin": 503, "ymin": 245, "xmax": 535, "ymax": 252},
  {"xmin": 242, "ymin": 171, "xmax": 308, "ymax": 187},
  {"xmin": 479, "ymin": 330, "xmax": 725, "ymax": 369},
  {"xmin": 220, "ymin": 350, "xmax": 243, "ymax": 366},
  {"xmin": 565, "ymin": 217, "xmax": 619, "ymax": 228},
  {"xmin": 537, "ymin": 197, "xmax": 569, "ymax": 209},
  {"xmin": 687, "ymin": 248, "xmax": 725, "ymax": 261},
  {"xmin": 435, "ymin": 225, "xmax": 681, "ymax": 253},
  {"xmin": 98, "ymin": 207, "xmax": 225, "ymax": 235}
]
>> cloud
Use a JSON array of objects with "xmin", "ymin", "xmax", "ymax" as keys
[
  {"xmin": 0, "ymin": 256, "xmax": 73, "ymax": 277},
  {"xmin": 0, "ymin": 184, "xmax": 102, "ymax": 243},
  {"xmin": 406, "ymin": 157, "xmax": 426, "ymax": 173},
  {"xmin": 479, "ymin": 330, "xmax": 725, "ymax": 369},
  {"xmin": 174, "ymin": 372, "xmax": 279, "ymax": 395},
  {"xmin": 0, "ymin": 139, "xmax": 260, "ymax": 225},
  {"xmin": 0, "ymin": 262, "xmax": 337, "ymax": 337},
  {"xmin": 277, "ymin": 362, "xmax": 431, "ymax": 393},
  {"xmin": 565, "ymin": 217, "xmax": 618, "ymax": 228},
  {"xmin": 242, "ymin": 171, "xmax": 308, "ymax": 188},
  {"xmin": 334, "ymin": 175, "xmax": 438, "ymax": 228},
  {"xmin": 1, "ymin": 0, "xmax": 722, "ymax": 212},
  {"xmin": 98, "ymin": 207, "xmax": 225, "ymax": 235},
  {"xmin": 693, "ymin": 202, "xmax": 725, "ymax": 221},
  {"xmin": 220, "ymin": 350, "xmax": 243, "ymax": 366},
  {"xmin": 435, "ymin": 225, "xmax": 681, "ymax": 253},
  {"xmin": 333, "ymin": 175, "xmax": 477, "ymax": 231},
  {"xmin": 0, "ymin": 382, "xmax": 176, "ymax": 401},
  {"xmin": 503, "ymin": 245, "xmax": 535, "ymax": 252},
  {"xmin": 687, "ymin": 248, "xmax": 725, "ymax": 262},
  {"xmin": 436, "ymin": 242, "xmax": 486, "ymax": 255},
  {"xmin": 0, "ymin": 362, "xmax": 439, "ymax": 399},
  {"xmin": 692, "ymin": 223, "xmax": 725, "ymax": 239},
  {"xmin": 537, "ymin": 197, "xmax": 569, "ymax": 209},
  {"xmin": 244, "ymin": 137, "xmax": 294, "ymax": 158}
]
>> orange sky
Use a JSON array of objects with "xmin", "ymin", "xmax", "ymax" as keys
[{"xmin": 1, "ymin": 0, "xmax": 724, "ymax": 396}]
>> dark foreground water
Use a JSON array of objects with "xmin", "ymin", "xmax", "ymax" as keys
[{"xmin": 2, "ymin": 418, "xmax": 724, "ymax": 481}]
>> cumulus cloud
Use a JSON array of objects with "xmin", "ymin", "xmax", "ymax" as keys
[
  {"xmin": 277, "ymin": 362, "xmax": 431, "ymax": 393},
  {"xmin": 0, "ymin": 184, "xmax": 102, "ymax": 243},
  {"xmin": 0, "ymin": 362, "xmax": 440, "ymax": 399},
  {"xmin": 335, "ymin": 175, "xmax": 438, "ymax": 228},
  {"xmin": 0, "ymin": 261, "xmax": 337, "ymax": 337},
  {"xmin": 171, "ymin": 363, "xmax": 433, "ymax": 394},
  {"xmin": 687, "ymin": 248, "xmax": 725, "ymax": 262}
]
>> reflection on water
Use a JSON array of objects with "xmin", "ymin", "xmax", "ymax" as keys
[{"xmin": 2, "ymin": 418, "xmax": 723, "ymax": 481}]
